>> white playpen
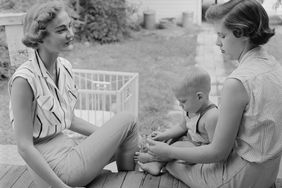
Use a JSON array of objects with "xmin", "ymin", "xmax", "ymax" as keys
[{"xmin": 73, "ymin": 69, "xmax": 139, "ymax": 127}]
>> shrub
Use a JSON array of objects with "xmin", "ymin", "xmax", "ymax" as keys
[
  {"xmin": 76, "ymin": 0, "xmax": 129, "ymax": 43},
  {"xmin": 0, "ymin": 26, "xmax": 10, "ymax": 79}
]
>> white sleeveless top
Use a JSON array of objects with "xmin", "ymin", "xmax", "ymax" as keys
[
  {"xmin": 183, "ymin": 104, "xmax": 217, "ymax": 145},
  {"xmin": 8, "ymin": 51, "xmax": 78, "ymax": 143},
  {"xmin": 228, "ymin": 46, "xmax": 282, "ymax": 162},
  {"xmin": 185, "ymin": 113, "xmax": 209, "ymax": 145}
]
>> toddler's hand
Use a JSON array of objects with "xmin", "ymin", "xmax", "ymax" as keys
[{"xmin": 138, "ymin": 135, "xmax": 149, "ymax": 153}]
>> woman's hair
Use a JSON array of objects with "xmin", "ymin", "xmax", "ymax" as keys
[
  {"xmin": 205, "ymin": 0, "xmax": 275, "ymax": 46},
  {"xmin": 22, "ymin": 1, "xmax": 67, "ymax": 49}
]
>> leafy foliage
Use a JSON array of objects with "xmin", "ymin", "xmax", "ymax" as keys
[
  {"xmin": 0, "ymin": 27, "xmax": 9, "ymax": 79},
  {"xmin": 75, "ymin": 0, "xmax": 131, "ymax": 43}
]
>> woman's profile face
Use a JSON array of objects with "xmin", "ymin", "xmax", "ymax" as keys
[
  {"xmin": 39, "ymin": 9, "xmax": 74, "ymax": 54},
  {"xmin": 213, "ymin": 19, "xmax": 247, "ymax": 61}
]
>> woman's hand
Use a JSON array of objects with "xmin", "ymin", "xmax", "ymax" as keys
[{"xmin": 145, "ymin": 139, "xmax": 172, "ymax": 161}]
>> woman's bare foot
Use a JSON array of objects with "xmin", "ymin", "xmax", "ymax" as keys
[
  {"xmin": 134, "ymin": 152, "xmax": 155, "ymax": 163},
  {"xmin": 137, "ymin": 161, "xmax": 163, "ymax": 176}
]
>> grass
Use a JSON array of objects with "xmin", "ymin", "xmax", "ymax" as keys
[
  {"xmin": 0, "ymin": 26, "xmax": 199, "ymax": 144},
  {"xmin": 64, "ymin": 27, "xmax": 198, "ymax": 135},
  {"xmin": 266, "ymin": 25, "xmax": 282, "ymax": 61}
]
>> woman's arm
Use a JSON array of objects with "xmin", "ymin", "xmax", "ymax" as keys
[
  {"xmin": 147, "ymin": 78, "xmax": 249, "ymax": 163},
  {"xmin": 11, "ymin": 78, "xmax": 70, "ymax": 188},
  {"xmin": 204, "ymin": 108, "xmax": 218, "ymax": 142},
  {"xmin": 69, "ymin": 115, "xmax": 99, "ymax": 136}
]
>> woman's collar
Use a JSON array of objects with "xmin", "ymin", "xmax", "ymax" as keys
[{"xmin": 238, "ymin": 46, "xmax": 265, "ymax": 65}]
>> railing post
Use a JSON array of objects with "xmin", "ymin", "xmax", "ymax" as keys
[{"xmin": 0, "ymin": 13, "xmax": 32, "ymax": 75}]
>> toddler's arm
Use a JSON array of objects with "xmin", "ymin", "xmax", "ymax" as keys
[{"xmin": 151, "ymin": 118, "xmax": 187, "ymax": 141}]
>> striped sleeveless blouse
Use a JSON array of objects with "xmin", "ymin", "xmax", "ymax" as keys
[{"xmin": 8, "ymin": 51, "xmax": 78, "ymax": 143}]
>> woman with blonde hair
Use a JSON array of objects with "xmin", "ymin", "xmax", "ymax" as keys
[{"xmin": 9, "ymin": 1, "xmax": 138, "ymax": 187}]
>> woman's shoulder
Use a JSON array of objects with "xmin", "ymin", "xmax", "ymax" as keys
[
  {"xmin": 229, "ymin": 63, "xmax": 278, "ymax": 84},
  {"xmin": 230, "ymin": 48, "xmax": 281, "ymax": 81},
  {"xmin": 9, "ymin": 60, "xmax": 37, "ymax": 95},
  {"xmin": 12, "ymin": 60, "xmax": 36, "ymax": 79}
]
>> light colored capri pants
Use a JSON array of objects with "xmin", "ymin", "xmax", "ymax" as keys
[
  {"xmin": 166, "ymin": 149, "xmax": 281, "ymax": 188},
  {"xmin": 29, "ymin": 112, "xmax": 139, "ymax": 187}
]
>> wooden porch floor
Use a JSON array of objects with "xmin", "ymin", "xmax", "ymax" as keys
[
  {"xmin": 1, "ymin": 164, "xmax": 282, "ymax": 188},
  {"xmin": 0, "ymin": 164, "xmax": 189, "ymax": 188}
]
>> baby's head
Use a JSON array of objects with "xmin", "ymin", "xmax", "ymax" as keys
[{"xmin": 173, "ymin": 66, "xmax": 211, "ymax": 114}]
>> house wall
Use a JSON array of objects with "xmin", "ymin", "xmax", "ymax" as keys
[
  {"xmin": 262, "ymin": 0, "xmax": 282, "ymax": 16},
  {"xmin": 127, "ymin": 0, "xmax": 202, "ymax": 25}
]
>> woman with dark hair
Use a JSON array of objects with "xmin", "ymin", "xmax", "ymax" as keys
[
  {"xmin": 9, "ymin": 1, "xmax": 138, "ymax": 188},
  {"xmin": 141, "ymin": 0, "xmax": 282, "ymax": 187}
]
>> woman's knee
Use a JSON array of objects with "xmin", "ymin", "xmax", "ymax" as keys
[
  {"xmin": 166, "ymin": 160, "xmax": 175, "ymax": 170},
  {"xmin": 166, "ymin": 160, "xmax": 185, "ymax": 176},
  {"xmin": 115, "ymin": 112, "xmax": 137, "ymax": 130}
]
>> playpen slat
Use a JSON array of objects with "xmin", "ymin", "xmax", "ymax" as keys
[{"xmin": 73, "ymin": 69, "xmax": 138, "ymax": 128}]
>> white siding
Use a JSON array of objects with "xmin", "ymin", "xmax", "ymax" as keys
[
  {"xmin": 262, "ymin": 0, "xmax": 282, "ymax": 16},
  {"xmin": 127, "ymin": 0, "xmax": 202, "ymax": 25}
]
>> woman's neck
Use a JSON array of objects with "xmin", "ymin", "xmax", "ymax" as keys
[
  {"xmin": 238, "ymin": 43, "xmax": 257, "ymax": 62},
  {"xmin": 38, "ymin": 49, "xmax": 58, "ymax": 74}
]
